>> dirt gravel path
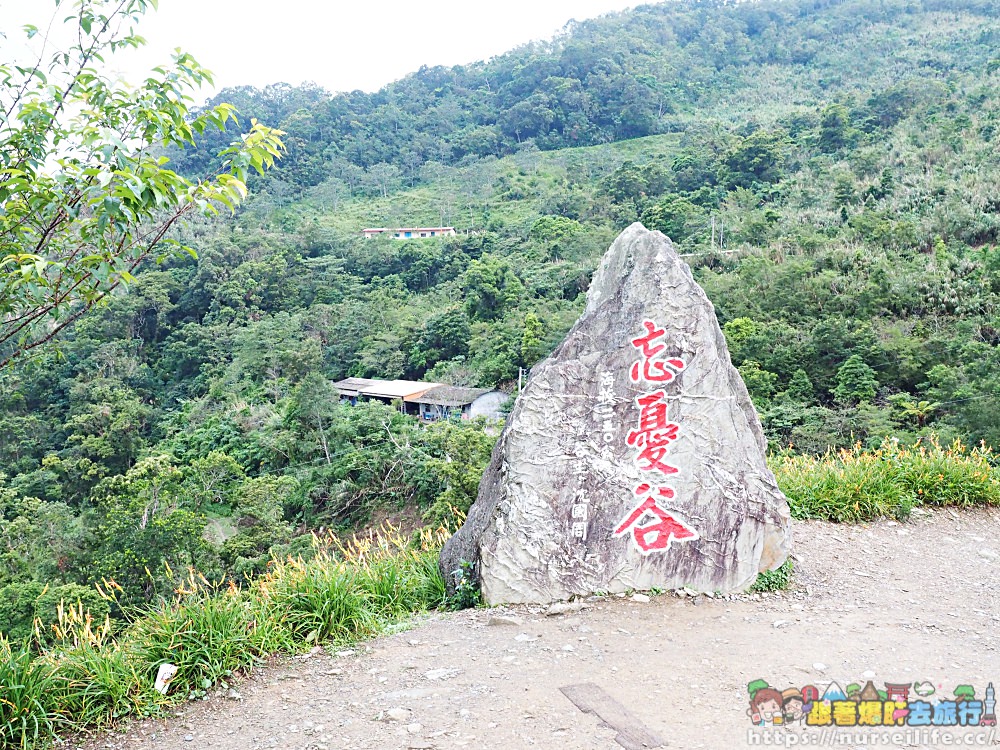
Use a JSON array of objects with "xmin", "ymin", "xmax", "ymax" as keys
[{"xmin": 73, "ymin": 507, "xmax": 1000, "ymax": 750}]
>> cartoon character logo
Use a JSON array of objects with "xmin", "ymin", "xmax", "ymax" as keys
[
  {"xmin": 746, "ymin": 677, "xmax": 997, "ymax": 729},
  {"xmin": 747, "ymin": 680, "xmax": 784, "ymax": 725},
  {"xmin": 782, "ymin": 688, "xmax": 805, "ymax": 724}
]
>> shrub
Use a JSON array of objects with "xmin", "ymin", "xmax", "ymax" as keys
[
  {"xmin": 772, "ymin": 436, "xmax": 1000, "ymax": 522},
  {"xmin": 447, "ymin": 559, "xmax": 481, "ymax": 610}
]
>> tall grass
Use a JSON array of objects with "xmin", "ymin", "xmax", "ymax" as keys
[
  {"xmin": 772, "ymin": 436, "xmax": 1000, "ymax": 522},
  {"xmin": 35, "ymin": 601, "xmax": 153, "ymax": 731},
  {"xmin": 1, "ymin": 636, "xmax": 58, "ymax": 750},
  {"xmin": 257, "ymin": 526, "xmax": 448, "ymax": 645},
  {"xmin": 0, "ymin": 524, "xmax": 449, "ymax": 750},
  {"xmin": 129, "ymin": 579, "xmax": 289, "ymax": 700}
]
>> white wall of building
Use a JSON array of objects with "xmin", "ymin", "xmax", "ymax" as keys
[{"xmin": 469, "ymin": 391, "xmax": 509, "ymax": 420}]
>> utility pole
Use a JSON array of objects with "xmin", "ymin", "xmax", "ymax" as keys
[
  {"xmin": 518, "ymin": 367, "xmax": 523, "ymax": 393},
  {"xmin": 711, "ymin": 216, "xmax": 716, "ymax": 250}
]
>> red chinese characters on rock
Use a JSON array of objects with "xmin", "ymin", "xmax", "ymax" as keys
[
  {"xmin": 614, "ymin": 485, "xmax": 699, "ymax": 554},
  {"xmin": 616, "ymin": 318, "xmax": 698, "ymax": 556},
  {"xmin": 629, "ymin": 320, "xmax": 686, "ymax": 384},
  {"xmin": 626, "ymin": 390, "xmax": 680, "ymax": 475}
]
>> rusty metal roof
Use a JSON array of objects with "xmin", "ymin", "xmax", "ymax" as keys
[{"xmin": 404, "ymin": 385, "xmax": 493, "ymax": 407}]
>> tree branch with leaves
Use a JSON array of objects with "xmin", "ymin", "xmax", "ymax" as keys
[{"xmin": 0, "ymin": 0, "xmax": 285, "ymax": 369}]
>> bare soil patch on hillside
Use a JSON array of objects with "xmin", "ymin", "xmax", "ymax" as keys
[{"xmin": 72, "ymin": 507, "xmax": 1000, "ymax": 750}]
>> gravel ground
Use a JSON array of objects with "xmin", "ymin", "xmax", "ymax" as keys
[{"xmin": 69, "ymin": 507, "xmax": 1000, "ymax": 750}]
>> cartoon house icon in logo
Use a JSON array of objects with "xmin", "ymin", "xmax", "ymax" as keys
[{"xmin": 885, "ymin": 683, "xmax": 911, "ymax": 702}]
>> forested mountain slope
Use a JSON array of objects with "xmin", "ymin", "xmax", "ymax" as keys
[
  {"xmin": 3, "ymin": 0, "xmax": 1000, "ymax": 634},
  {"xmin": 170, "ymin": 0, "xmax": 1000, "ymax": 187}
]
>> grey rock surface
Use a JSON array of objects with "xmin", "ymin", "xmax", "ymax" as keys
[{"xmin": 440, "ymin": 222, "xmax": 791, "ymax": 604}]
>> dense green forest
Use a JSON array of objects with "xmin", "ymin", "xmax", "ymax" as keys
[{"xmin": 4, "ymin": 0, "xmax": 1000, "ymax": 639}]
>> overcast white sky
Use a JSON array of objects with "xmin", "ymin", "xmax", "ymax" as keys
[{"xmin": 1, "ymin": 0, "xmax": 638, "ymax": 99}]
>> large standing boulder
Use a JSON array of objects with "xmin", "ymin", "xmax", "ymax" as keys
[{"xmin": 440, "ymin": 223, "xmax": 791, "ymax": 604}]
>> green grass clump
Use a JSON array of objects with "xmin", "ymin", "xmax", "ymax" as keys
[
  {"xmin": 771, "ymin": 436, "xmax": 1000, "ymax": 523},
  {"xmin": 750, "ymin": 559, "xmax": 794, "ymax": 593},
  {"xmin": 130, "ymin": 579, "xmax": 289, "ymax": 700},
  {"xmin": 46, "ymin": 637, "xmax": 150, "ymax": 730},
  {"xmin": 263, "ymin": 559, "xmax": 377, "ymax": 644},
  {"xmin": 258, "ymin": 529, "xmax": 448, "ymax": 646},
  {"xmin": 1, "ymin": 636, "xmax": 57, "ymax": 750},
  {"xmin": 0, "ymin": 525, "xmax": 449, "ymax": 749}
]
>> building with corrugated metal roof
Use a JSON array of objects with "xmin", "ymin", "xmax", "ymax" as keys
[
  {"xmin": 333, "ymin": 378, "xmax": 506, "ymax": 420},
  {"xmin": 333, "ymin": 378, "xmax": 441, "ymax": 407},
  {"xmin": 405, "ymin": 385, "xmax": 507, "ymax": 421}
]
